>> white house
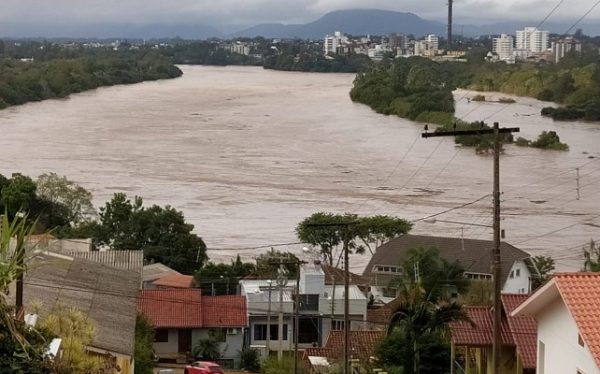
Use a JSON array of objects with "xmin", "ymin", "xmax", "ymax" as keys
[
  {"xmin": 512, "ymin": 273, "xmax": 600, "ymax": 374},
  {"xmin": 364, "ymin": 235, "xmax": 538, "ymax": 303},
  {"xmin": 239, "ymin": 261, "xmax": 369, "ymax": 357}
]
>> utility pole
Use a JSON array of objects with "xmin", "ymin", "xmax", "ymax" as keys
[
  {"xmin": 343, "ymin": 229, "xmax": 350, "ymax": 374},
  {"xmin": 266, "ymin": 279, "xmax": 273, "ymax": 354},
  {"xmin": 422, "ymin": 122, "xmax": 519, "ymax": 374},
  {"xmin": 293, "ymin": 261, "xmax": 302, "ymax": 374},
  {"xmin": 15, "ymin": 212, "xmax": 26, "ymax": 321}
]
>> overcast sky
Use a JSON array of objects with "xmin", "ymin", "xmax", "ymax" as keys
[{"xmin": 1, "ymin": 0, "xmax": 599, "ymax": 27}]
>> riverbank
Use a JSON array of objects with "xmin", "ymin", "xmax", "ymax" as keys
[{"xmin": 0, "ymin": 51, "xmax": 182, "ymax": 110}]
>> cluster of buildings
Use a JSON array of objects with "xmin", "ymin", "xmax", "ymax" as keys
[
  {"xmin": 490, "ymin": 27, "xmax": 582, "ymax": 64},
  {"xmin": 323, "ymin": 31, "xmax": 465, "ymax": 61},
  {"xmin": 11, "ymin": 233, "xmax": 600, "ymax": 374}
]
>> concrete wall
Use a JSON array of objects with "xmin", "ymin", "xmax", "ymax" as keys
[
  {"xmin": 536, "ymin": 298, "xmax": 598, "ymax": 374},
  {"xmin": 153, "ymin": 329, "xmax": 180, "ymax": 356},
  {"xmin": 503, "ymin": 260, "xmax": 531, "ymax": 294}
]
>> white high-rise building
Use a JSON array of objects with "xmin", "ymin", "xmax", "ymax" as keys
[
  {"xmin": 516, "ymin": 27, "xmax": 549, "ymax": 53},
  {"xmin": 492, "ymin": 34, "xmax": 515, "ymax": 62},
  {"xmin": 324, "ymin": 31, "xmax": 349, "ymax": 56},
  {"xmin": 426, "ymin": 34, "xmax": 439, "ymax": 51}
]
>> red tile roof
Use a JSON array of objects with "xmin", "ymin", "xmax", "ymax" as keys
[
  {"xmin": 152, "ymin": 273, "xmax": 194, "ymax": 288},
  {"xmin": 303, "ymin": 330, "xmax": 385, "ymax": 362},
  {"xmin": 138, "ymin": 289, "xmax": 202, "ymax": 328},
  {"xmin": 554, "ymin": 273, "xmax": 600, "ymax": 368},
  {"xmin": 502, "ymin": 294, "xmax": 537, "ymax": 369},
  {"xmin": 449, "ymin": 306, "xmax": 514, "ymax": 346},
  {"xmin": 137, "ymin": 290, "xmax": 248, "ymax": 329},
  {"xmin": 201, "ymin": 296, "xmax": 248, "ymax": 327}
]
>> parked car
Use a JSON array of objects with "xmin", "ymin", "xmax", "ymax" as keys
[{"xmin": 184, "ymin": 361, "xmax": 224, "ymax": 374}]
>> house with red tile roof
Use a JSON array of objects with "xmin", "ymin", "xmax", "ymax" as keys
[
  {"xmin": 513, "ymin": 273, "xmax": 600, "ymax": 374},
  {"xmin": 449, "ymin": 294, "xmax": 537, "ymax": 374},
  {"xmin": 137, "ymin": 289, "xmax": 248, "ymax": 368},
  {"xmin": 151, "ymin": 273, "xmax": 195, "ymax": 289}
]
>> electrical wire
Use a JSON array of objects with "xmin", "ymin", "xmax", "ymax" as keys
[
  {"xmin": 564, "ymin": 0, "xmax": 600, "ymax": 35},
  {"xmin": 537, "ymin": 0, "xmax": 568, "ymax": 29}
]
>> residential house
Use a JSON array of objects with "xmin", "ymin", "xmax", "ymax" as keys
[
  {"xmin": 150, "ymin": 273, "xmax": 194, "ymax": 289},
  {"xmin": 449, "ymin": 294, "xmax": 537, "ymax": 374},
  {"xmin": 137, "ymin": 289, "xmax": 248, "ymax": 368},
  {"xmin": 363, "ymin": 235, "xmax": 538, "ymax": 302},
  {"xmin": 143, "ymin": 262, "xmax": 182, "ymax": 287},
  {"xmin": 302, "ymin": 330, "xmax": 385, "ymax": 373},
  {"xmin": 240, "ymin": 261, "xmax": 369, "ymax": 357},
  {"xmin": 512, "ymin": 273, "xmax": 600, "ymax": 374},
  {"xmin": 10, "ymin": 253, "xmax": 139, "ymax": 374}
]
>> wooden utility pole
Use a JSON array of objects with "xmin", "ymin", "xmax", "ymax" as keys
[
  {"xmin": 293, "ymin": 262, "xmax": 302, "ymax": 374},
  {"xmin": 266, "ymin": 279, "xmax": 273, "ymax": 354},
  {"xmin": 422, "ymin": 122, "xmax": 519, "ymax": 374},
  {"xmin": 343, "ymin": 229, "xmax": 350, "ymax": 374},
  {"xmin": 15, "ymin": 212, "xmax": 26, "ymax": 321}
]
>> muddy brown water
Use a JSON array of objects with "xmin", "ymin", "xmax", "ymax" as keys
[{"xmin": 1, "ymin": 65, "xmax": 598, "ymax": 272}]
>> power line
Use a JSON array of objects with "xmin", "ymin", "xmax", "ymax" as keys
[
  {"xmin": 537, "ymin": 0, "xmax": 568, "ymax": 29},
  {"xmin": 564, "ymin": 0, "xmax": 600, "ymax": 34}
]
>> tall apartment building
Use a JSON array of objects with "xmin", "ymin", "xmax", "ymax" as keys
[
  {"xmin": 516, "ymin": 27, "xmax": 549, "ymax": 53},
  {"xmin": 552, "ymin": 37, "xmax": 582, "ymax": 63},
  {"xmin": 324, "ymin": 31, "xmax": 349, "ymax": 56},
  {"xmin": 492, "ymin": 34, "xmax": 515, "ymax": 62},
  {"xmin": 426, "ymin": 34, "xmax": 439, "ymax": 51}
]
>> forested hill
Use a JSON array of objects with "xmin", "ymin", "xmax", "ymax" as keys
[{"xmin": 0, "ymin": 45, "xmax": 182, "ymax": 110}]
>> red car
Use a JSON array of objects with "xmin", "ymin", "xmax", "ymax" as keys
[{"xmin": 183, "ymin": 361, "xmax": 224, "ymax": 374}]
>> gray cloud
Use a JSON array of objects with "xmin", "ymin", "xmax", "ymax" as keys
[{"xmin": 1, "ymin": 0, "xmax": 599, "ymax": 31}]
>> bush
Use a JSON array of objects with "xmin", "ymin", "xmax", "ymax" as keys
[
  {"xmin": 261, "ymin": 356, "xmax": 304, "ymax": 374},
  {"xmin": 240, "ymin": 347, "xmax": 261, "ymax": 372},
  {"xmin": 514, "ymin": 137, "xmax": 531, "ymax": 147},
  {"xmin": 497, "ymin": 97, "xmax": 516, "ymax": 103},
  {"xmin": 530, "ymin": 131, "xmax": 569, "ymax": 151},
  {"xmin": 472, "ymin": 94, "xmax": 486, "ymax": 102}
]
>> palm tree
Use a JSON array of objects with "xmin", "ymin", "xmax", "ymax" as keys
[{"xmin": 387, "ymin": 280, "xmax": 469, "ymax": 374}]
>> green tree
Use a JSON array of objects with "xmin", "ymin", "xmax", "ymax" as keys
[
  {"xmin": 195, "ymin": 255, "xmax": 255, "ymax": 295},
  {"xmin": 398, "ymin": 247, "xmax": 469, "ymax": 301},
  {"xmin": 296, "ymin": 213, "xmax": 412, "ymax": 266},
  {"xmin": 95, "ymin": 193, "xmax": 207, "ymax": 273},
  {"xmin": 134, "ymin": 315, "xmax": 155, "ymax": 374},
  {"xmin": 40, "ymin": 305, "xmax": 117, "ymax": 373},
  {"xmin": 254, "ymin": 249, "xmax": 300, "ymax": 278},
  {"xmin": 531, "ymin": 255, "xmax": 555, "ymax": 290},
  {"xmin": 384, "ymin": 281, "xmax": 468, "ymax": 374},
  {"xmin": 192, "ymin": 337, "xmax": 221, "ymax": 360},
  {"xmin": 0, "ymin": 214, "xmax": 51, "ymax": 373},
  {"xmin": 36, "ymin": 173, "xmax": 96, "ymax": 225},
  {"xmin": 0, "ymin": 173, "xmax": 37, "ymax": 219},
  {"xmin": 583, "ymin": 239, "xmax": 600, "ymax": 271}
]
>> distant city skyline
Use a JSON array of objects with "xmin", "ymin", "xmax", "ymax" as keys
[{"xmin": 1, "ymin": 0, "xmax": 599, "ymax": 30}]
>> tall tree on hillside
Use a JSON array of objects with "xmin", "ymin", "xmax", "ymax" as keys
[
  {"xmin": 583, "ymin": 239, "xmax": 600, "ymax": 272},
  {"xmin": 296, "ymin": 212, "xmax": 412, "ymax": 266}
]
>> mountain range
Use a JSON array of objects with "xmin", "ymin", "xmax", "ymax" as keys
[{"xmin": 2, "ymin": 9, "xmax": 600, "ymax": 39}]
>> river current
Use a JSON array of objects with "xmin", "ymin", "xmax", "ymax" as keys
[{"xmin": 0, "ymin": 65, "xmax": 598, "ymax": 271}]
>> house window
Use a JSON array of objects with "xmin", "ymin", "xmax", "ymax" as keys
[
  {"xmin": 516, "ymin": 269, "xmax": 521, "ymax": 277},
  {"xmin": 253, "ymin": 324, "xmax": 288, "ymax": 341},
  {"xmin": 299, "ymin": 294, "xmax": 319, "ymax": 311},
  {"xmin": 155, "ymin": 329, "xmax": 169, "ymax": 343},
  {"xmin": 373, "ymin": 265, "xmax": 402, "ymax": 274},
  {"xmin": 331, "ymin": 320, "xmax": 345, "ymax": 331},
  {"xmin": 509, "ymin": 271, "xmax": 514, "ymax": 279},
  {"xmin": 538, "ymin": 340, "xmax": 545, "ymax": 374},
  {"xmin": 382, "ymin": 287, "xmax": 397, "ymax": 298}
]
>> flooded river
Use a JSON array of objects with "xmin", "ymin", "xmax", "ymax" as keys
[{"xmin": 0, "ymin": 65, "xmax": 598, "ymax": 271}]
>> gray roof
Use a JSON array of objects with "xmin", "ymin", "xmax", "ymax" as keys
[
  {"xmin": 142, "ymin": 262, "xmax": 181, "ymax": 283},
  {"xmin": 12, "ymin": 254, "xmax": 139, "ymax": 356},
  {"xmin": 68, "ymin": 250, "xmax": 144, "ymax": 274},
  {"xmin": 363, "ymin": 234, "xmax": 533, "ymax": 286}
]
